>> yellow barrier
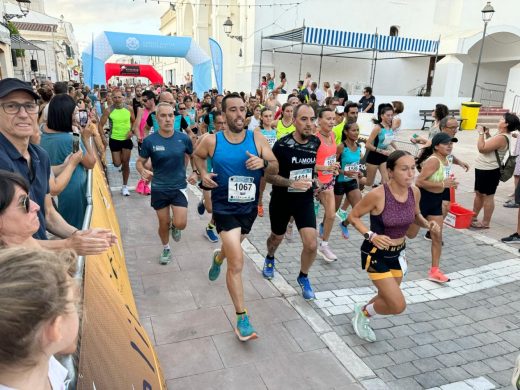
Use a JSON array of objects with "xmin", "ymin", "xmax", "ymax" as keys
[{"xmin": 77, "ymin": 163, "xmax": 165, "ymax": 390}]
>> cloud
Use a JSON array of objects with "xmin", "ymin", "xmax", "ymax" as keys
[{"xmin": 45, "ymin": 0, "xmax": 168, "ymax": 47}]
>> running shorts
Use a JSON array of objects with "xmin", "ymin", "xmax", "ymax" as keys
[
  {"xmin": 361, "ymin": 240, "xmax": 406, "ymax": 281},
  {"xmin": 269, "ymin": 194, "xmax": 316, "ymax": 235},
  {"xmin": 334, "ymin": 180, "xmax": 359, "ymax": 196},
  {"xmin": 151, "ymin": 188, "xmax": 189, "ymax": 210},
  {"xmin": 442, "ymin": 187, "xmax": 451, "ymax": 202},
  {"xmin": 474, "ymin": 168, "xmax": 500, "ymax": 195},
  {"xmin": 109, "ymin": 138, "xmax": 133, "ymax": 152},
  {"xmin": 365, "ymin": 150, "xmax": 388, "ymax": 166},
  {"xmin": 314, "ymin": 178, "xmax": 335, "ymax": 199},
  {"xmin": 213, "ymin": 210, "xmax": 258, "ymax": 235},
  {"xmin": 419, "ymin": 188, "xmax": 443, "ymax": 216}
]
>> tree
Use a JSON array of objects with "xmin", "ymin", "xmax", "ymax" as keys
[{"xmin": 7, "ymin": 21, "xmax": 25, "ymax": 58}]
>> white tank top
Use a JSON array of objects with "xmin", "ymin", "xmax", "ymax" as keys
[
  {"xmin": 474, "ymin": 133, "xmax": 510, "ymax": 170},
  {"xmin": 248, "ymin": 116, "xmax": 260, "ymax": 131}
]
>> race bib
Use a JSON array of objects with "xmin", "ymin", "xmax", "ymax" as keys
[
  {"xmin": 381, "ymin": 132, "xmax": 395, "ymax": 148},
  {"xmin": 344, "ymin": 163, "xmax": 359, "ymax": 173},
  {"xmin": 288, "ymin": 168, "xmax": 312, "ymax": 193},
  {"xmin": 266, "ymin": 134, "xmax": 277, "ymax": 147},
  {"xmin": 228, "ymin": 176, "xmax": 256, "ymax": 202}
]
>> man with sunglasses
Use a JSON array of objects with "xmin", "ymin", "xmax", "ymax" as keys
[
  {"xmin": 144, "ymin": 91, "xmax": 176, "ymax": 135},
  {"xmin": 0, "ymin": 78, "xmax": 116, "ymax": 253}
]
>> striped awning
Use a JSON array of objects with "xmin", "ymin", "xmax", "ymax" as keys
[{"xmin": 264, "ymin": 26, "xmax": 439, "ymax": 55}]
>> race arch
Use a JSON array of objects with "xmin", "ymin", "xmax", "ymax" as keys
[{"xmin": 82, "ymin": 31, "xmax": 212, "ymax": 96}]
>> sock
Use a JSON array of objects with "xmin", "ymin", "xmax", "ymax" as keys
[
  {"xmin": 163, "ymin": 244, "xmax": 170, "ymax": 251},
  {"xmin": 320, "ymin": 240, "xmax": 328, "ymax": 247},
  {"xmin": 122, "ymin": 184, "xmax": 127, "ymax": 189},
  {"xmin": 298, "ymin": 271, "xmax": 308, "ymax": 279},
  {"xmin": 430, "ymin": 266, "xmax": 439, "ymax": 273},
  {"xmin": 362, "ymin": 303, "xmax": 377, "ymax": 318},
  {"xmin": 207, "ymin": 222, "xmax": 215, "ymax": 229},
  {"xmin": 266, "ymin": 254, "xmax": 274, "ymax": 260},
  {"xmin": 236, "ymin": 310, "xmax": 246, "ymax": 316}
]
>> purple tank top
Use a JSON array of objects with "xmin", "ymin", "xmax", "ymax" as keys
[{"xmin": 370, "ymin": 184, "xmax": 415, "ymax": 239}]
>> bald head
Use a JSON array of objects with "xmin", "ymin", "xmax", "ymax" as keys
[{"xmin": 159, "ymin": 92, "xmax": 174, "ymax": 105}]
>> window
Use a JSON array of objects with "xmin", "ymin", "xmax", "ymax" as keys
[{"xmin": 389, "ymin": 26, "xmax": 399, "ymax": 36}]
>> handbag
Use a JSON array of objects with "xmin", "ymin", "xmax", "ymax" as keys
[{"xmin": 494, "ymin": 135, "xmax": 516, "ymax": 182}]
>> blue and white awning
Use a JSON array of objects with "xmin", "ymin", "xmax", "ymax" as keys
[{"xmin": 264, "ymin": 26, "xmax": 439, "ymax": 55}]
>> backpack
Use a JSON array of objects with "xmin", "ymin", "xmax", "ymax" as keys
[{"xmin": 495, "ymin": 135, "xmax": 517, "ymax": 182}]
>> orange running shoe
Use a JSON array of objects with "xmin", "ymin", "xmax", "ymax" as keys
[{"xmin": 258, "ymin": 205, "xmax": 264, "ymax": 217}]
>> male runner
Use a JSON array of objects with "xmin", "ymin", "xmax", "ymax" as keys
[
  {"xmin": 136, "ymin": 103, "xmax": 193, "ymax": 264},
  {"xmin": 194, "ymin": 93, "xmax": 278, "ymax": 341},
  {"xmin": 262, "ymin": 104, "xmax": 321, "ymax": 300},
  {"xmin": 98, "ymin": 88, "xmax": 135, "ymax": 196}
]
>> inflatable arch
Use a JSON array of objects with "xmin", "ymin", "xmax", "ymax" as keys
[{"xmin": 82, "ymin": 31, "xmax": 212, "ymax": 96}]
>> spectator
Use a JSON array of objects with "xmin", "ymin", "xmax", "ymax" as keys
[
  {"xmin": 0, "ymin": 247, "xmax": 79, "ymax": 390},
  {"xmin": 333, "ymin": 81, "xmax": 348, "ymax": 105},
  {"xmin": 412, "ymin": 103, "xmax": 449, "ymax": 145},
  {"xmin": 323, "ymin": 81, "xmax": 333, "ymax": 99},
  {"xmin": 472, "ymin": 113, "xmax": 520, "ymax": 229},
  {"xmin": 275, "ymin": 71, "xmax": 287, "ymax": 94},
  {"xmin": 391, "ymin": 100, "xmax": 404, "ymax": 132},
  {"xmin": 310, "ymin": 82, "xmax": 325, "ymax": 106},
  {"xmin": 40, "ymin": 94, "xmax": 96, "ymax": 229},
  {"xmin": 37, "ymin": 87, "xmax": 53, "ymax": 125},
  {"xmin": 0, "ymin": 169, "xmax": 116, "ymax": 254},
  {"xmin": 53, "ymin": 82, "xmax": 67, "ymax": 95},
  {"xmin": 359, "ymin": 86, "xmax": 375, "ymax": 113}
]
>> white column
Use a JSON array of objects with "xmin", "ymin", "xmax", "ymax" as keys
[{"xmin": 431, "ymin": 55, "xmax": 463, "ymax": 98}]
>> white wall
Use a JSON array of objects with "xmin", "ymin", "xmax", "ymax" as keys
[{"xmin": 348, "ymin": 94, "xmax": 470, "ymax": 130}]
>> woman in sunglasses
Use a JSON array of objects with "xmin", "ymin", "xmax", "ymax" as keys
[{"xmin": 0, "ymin": 170, "xmax": 117, "ymax": 254}]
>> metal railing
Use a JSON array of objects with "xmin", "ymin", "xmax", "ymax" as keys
[{"xmin": 476, "ymin": 83, "xmax": 506, "ymax": 107}]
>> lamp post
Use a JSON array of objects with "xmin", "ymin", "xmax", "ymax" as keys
[
  {"xmin": 223, "ymin": 17, "xmax": 242, "ymax": 42},
  {"xmin": 471, "ymin": 1, "xmax": 495, "ymax": 102}
]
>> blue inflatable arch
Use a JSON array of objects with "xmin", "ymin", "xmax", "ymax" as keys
[{"xmin": 82, "ymin": 31, "xmax": 212, "ymax": 96}]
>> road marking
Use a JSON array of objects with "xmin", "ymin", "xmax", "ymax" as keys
[{"xmin": 315, "ymin": 258, "xmax": 520, "ymax": 316}]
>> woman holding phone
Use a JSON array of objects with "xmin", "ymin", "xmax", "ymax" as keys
[{"xmin": 40, "ymin": 94, "xmax": 96, "ymax": 229}]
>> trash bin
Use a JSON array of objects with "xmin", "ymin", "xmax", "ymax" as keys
[{"xmin": 460, "ymin": 101, "xmax": 482, "ymax": 130}]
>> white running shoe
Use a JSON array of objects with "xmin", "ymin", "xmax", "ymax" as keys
[
  {"xmin": 318, "ymin": 244, "xmax": 338, "ymax": 263},
  {"xmin": 121, "ymin": 186, "xmax": 130, "ymax": 196}
]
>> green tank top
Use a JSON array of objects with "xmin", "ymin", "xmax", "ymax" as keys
[
  {"xmin": 109, "ymin": 107, "xmax": 131, "ymax": 141},
  {"xmin": 276, "ymin": 119, "xmax": 295, "ymax": 139},
  {"xmin": 428, "ymin": 156, "xmax": 447, "ymax": 183}
]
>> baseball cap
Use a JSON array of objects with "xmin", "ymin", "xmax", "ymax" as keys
[
  {"xmin": 431, "ymin": 132, "xmax": 457, "ymax": 147},
  {"xmin": 0, "ymin": 78, "xmax": 40, "ymax": 100}
]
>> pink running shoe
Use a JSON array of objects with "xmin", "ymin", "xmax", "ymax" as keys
[{"xmin": 428, "ymin": 268, "xmax": 450, "ymax": 283}]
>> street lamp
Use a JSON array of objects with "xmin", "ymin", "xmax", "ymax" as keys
[
  {"xmin": 4, "ymin": 0, "xmax": 31, "ymax": 22},
  {"xmin": 471, "ymin": 1, "xmax": 495, "ymax": 101},
  {"xmin": 223, "ymin": 17, "xmax": 242, "ymax": 42}
]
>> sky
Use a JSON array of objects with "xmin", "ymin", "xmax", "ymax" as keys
[{"xmin": 45, "ymin": 0, "xmax": 168, "ymax": 50}]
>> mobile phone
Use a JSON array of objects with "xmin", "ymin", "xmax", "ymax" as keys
[
  {"xmin": 79, "ymin": 110, "xmax": 88, "ymax": 127},
  {"xmin": 72, "ymin": 133, "xmax": 80, "ymax": 153}
]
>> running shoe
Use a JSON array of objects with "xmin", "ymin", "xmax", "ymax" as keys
[
  {"xmin": 428, "ymin": 268, "xmax": 450, "ymax": 283},
  {"xmin": 297, "ymin": 275, "xmax": 316, "ymax": 300},
  {"xmin": 318, "ymin": 244, "xmax": 338, "ymax": 263},
  {"xmin": 159, "ymin": 248, "xmax": 171, "ymax": 265},
  {"xmin": 318, "ymin": 222, "xmax": 324, "ymax": 239},
  {"xmin": 205, "ymin": 226, "xmax": 219, "ymax": 243},
  {"xmin": 197, "ymin": 200, "xmax": 205, "ymax": 215},
  {"xmin": 170, "ymin": 225, "xmax": 182, "ymax": 242},
  {"xmin": 339, "ymin": 221, "xmax": 350, "ymax": 239},
  {"xmin": 262, "ymin": 257, "xmax": 275, "ymax": 279},
  {"xmin": 352, "ymin": 304, "xmax": 376, "ymax": 342},
  {"xmin": 121, "ymin": 186, "xmax": 130, "ymax": 197},
  {"xmin": 504, "ymin": 199, "xmax": 520, "ymax": 208},
  {"xmin": 258, "ymin": 205, "xmax": 264, "ymax": 217},
  {"xmin": 501, "ymin": 232, "xmax": 520, "ymax": 243},
  {"xmin": 336, "ymin": 208, "xmax": 347, "ymax": 221},
  {"xmin": 208, "ymin": 249, "xmax": 223, "ymax": 281},
  {"xmin": 512, "ymin": 354, "xmax": 520, "ymax": 389},
  {"xmin": 285, "ymin": 224, "xmax": 294, "ymax": 241},
  {"xmin": 235, "ymin": 312, "xmax": 258, "ymax": 341}
]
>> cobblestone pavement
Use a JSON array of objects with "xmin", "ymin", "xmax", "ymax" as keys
[{"xmin": 107, "ymin": 131, "xmax": 520, "ymax": 389}]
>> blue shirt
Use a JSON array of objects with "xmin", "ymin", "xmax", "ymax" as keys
[
  {"xmin": 0, "ymin": 132, "xmax": 51, "ymax": 239},
  {"xmin": 139, "ymin": 131, "xmax": 193, "ymax": 191},
  {"xmin": 174, "ymin": 115, "xmax": 192, "ymax": 132}
]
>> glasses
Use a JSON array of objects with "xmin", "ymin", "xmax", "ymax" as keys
[
  {"xmin": 1, "ymin": 102, "xmax": 39, "ymax": 114},
  {"xmin": 446, "ymin": 125, "xmax": 459, "ymax": 129},
  {"xmin": 18, "ymin": 195, "xmax": 30, "ymax": 213},
  {"xmin": 179, "ymin": 107, "xmax": 186, "ymax": 110}
]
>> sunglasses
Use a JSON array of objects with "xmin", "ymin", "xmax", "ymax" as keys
[{"xmin": 18, "ymin": 194, "xmax": 30, "ymax": 213}]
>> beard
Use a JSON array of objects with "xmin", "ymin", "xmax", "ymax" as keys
[{"xmin": 228, "ymin": 125, "xmax": 243, "ymax": 134}]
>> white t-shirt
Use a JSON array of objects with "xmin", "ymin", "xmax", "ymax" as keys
[{"xmin": 0, "ymin": 356, "xmax": 68, "ymax": 390}]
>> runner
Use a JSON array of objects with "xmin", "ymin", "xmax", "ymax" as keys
[
  {"xmin": 195, "ymin": 110, "xmax": 226, "ymax": 243},
  {"xmin": 315, "ymin": 107, "xmax": 340, "ymax": 262},
  {"xmin": 98, "ymin": 88, "xmax": 136, "ymax": 196},
  {"xmin": 136, "ymin": 103, "xmax": 193, "ymax": 264},
  {"xmin": 348, "ymin": 151, "xmax": 439, "ymax": 342},
  {"xmin": 335, "ymin": 121, "xmax": 364, "ymax": 239},
  {"xmin": 194, "ymin": 93, "xmax": 278, "ymax": 341},
  {"xmin": 245, "ymin": 104, "xmax": 261, "ymax": 131},
  {"xmin": 262, "ymin": 104, "xmax": 321, "ymax": 301},
  {"xmin": 365, "ymin": 104, "xmax": 397, "ymax": 188},
  {"xmin": 132, "ymin": 90, "xmax": 156, "ymax": 152},
  {"xmin": 254, "ymin": 107, "xmax": 277, "ymax": 217},
  {"xmin": 274, "ymin": 103, "xmax": 295, "ymax": 140},
  {"xmin": 407, "ymin": 133, "xmax": 458, "ymax": 283}
]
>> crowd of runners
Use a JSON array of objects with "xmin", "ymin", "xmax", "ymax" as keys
[{"xmin": 1, "ymin": 74, "xmax": 520, "ymax": 389}]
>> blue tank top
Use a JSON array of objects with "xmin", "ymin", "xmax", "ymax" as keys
[
  {"xmin": 211, "ymin": 130, "xmax": 262, "ymax": 214},
  {"xmin": 260, "ymin": 128, "xmax": 277, "ymax": 148},
  {"xmin": 377, "ymin": 127, "xmax": 395, "ymax": 150},
  {"xmin": 338, "ymin": 142, "xmax": 361, "ymax": 182}
]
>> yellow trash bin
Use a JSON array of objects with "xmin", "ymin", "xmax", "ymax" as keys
[{"xmin": 460, "ymin": 102, "xmax": 482, "ymax": 130}]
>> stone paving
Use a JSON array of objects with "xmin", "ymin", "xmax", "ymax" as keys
[{"xmin": 106, "ymin": 130, "xmax": 520, "ymax": 389}]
